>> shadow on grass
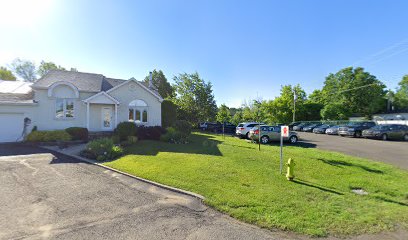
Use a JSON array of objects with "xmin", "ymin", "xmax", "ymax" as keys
[
  {"xmin": 124, "ymin": 133, "xmax": 223, "ymax": 156},
  {"xmin": 293, "ymin": 179, "xmax": 344, "ymax": 195},
  {"xmin": 317, "ymin": 158, "xmax": 384, "ymax": 174},
  {"xmin": 266, "ymin": 140, "xmax": 317, "ymax": 148},
  {"xmin": 374, "ymin": 196, "xmax": 408, "ymax": 207}
]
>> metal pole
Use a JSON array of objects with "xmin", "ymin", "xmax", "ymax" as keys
[
  {"xmin": 293, "ymin": 91, "xmax": 296, "ymax": 122},
  {"xmin": 280, "ymin": 134, "xmax": 283, "ymax": 174},
  {"xmin": 258, "ymin": 122, "xmax": 261, "ymax": 151}
]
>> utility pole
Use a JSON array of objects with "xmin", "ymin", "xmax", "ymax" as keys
[{"xmin": 293, "ymin": 90, "xmax": 297, "ymax": 122}]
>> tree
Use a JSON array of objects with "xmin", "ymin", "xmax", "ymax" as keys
[
  {"xmin": 231, "ymin": 109, "xmax": 243, "ymax": 125},
  {"xmin": 10, "ymin": 58, "xmax": 37, "ymax": 82},
  {"xmin": 262, "ymin": 85, "xmax": 306, "ymax": 124},
  {"xmin": 144, "ymin": 70, "xmax": 174, "ymax": 98},
  {"xmin": 319, "ymin": 67, "xmax": 386, "ymax": 118},
  {"xmin": 161, "ymin": 100, "xmax": 177, "ymax": 128},
  {"xmin": 173, "ymin": 72, "xmax": 218, "ymax": 124},
  {"xmin": 394, "ymin": 75, "xmax": 408, "ymax": 110},
  {"xmin": 216, "ymin": 104, "xmax": 231, "ymax": 123},
  {"xmin": 38, "ymin": 61, "xmax": 65, "ymax": 77},
  {"xmin": 0, "ymin": 66, "xmax": 16, "ymax": 80},
  {"xmin": 321, "ymin": 103, "xmax": 351, "ymax": 120}
]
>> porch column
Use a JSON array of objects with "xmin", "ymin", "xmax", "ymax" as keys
[
  {"xmin": 115, "ymin": 104, "xmax": 118, "ymax": 128},
  {"xmin": 86, "ymin": 102, "xmax": 90, "ymax": 130}
]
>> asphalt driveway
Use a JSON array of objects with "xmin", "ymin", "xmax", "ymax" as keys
[
  {"xmin": 297, "ymin": 132, "xmax": 408, "ymax": 170},
  {"xmin": 0, "ymin": 144, "xmax": 296, "ymax": 240}
]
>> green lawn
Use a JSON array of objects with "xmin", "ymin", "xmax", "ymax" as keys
[{"xmin": 104, "ymin": 132, "xmax": 408, "ymax": 237}]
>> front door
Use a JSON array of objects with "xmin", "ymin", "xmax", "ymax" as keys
[{"xmin": 101, "ymin": 107, "xmax": 113, "ymax": 131}]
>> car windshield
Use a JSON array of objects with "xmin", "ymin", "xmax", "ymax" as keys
[
  {"xmin": 347, "ymin": 122, "xmax": 363, "ymax": 126},
  {"xmin": 319, "ymin": 124, "xmax": 329, "ymax": 128},
  {"xmin": 371, "ymin": 125, "xmax": 390, "ymax": 130},
  {"xmin": 237, "ymin": 124, "xmax": 243, "ymax": 127}
]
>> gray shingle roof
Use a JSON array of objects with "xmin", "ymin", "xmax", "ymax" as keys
[
  {"xmin": 32, "ymin": 70, "xmax": 105, "ymax": 92},
  {"xmin": 0, "ymin": 91, "xmax": 35, "ymax": 104},
  {"xmin": 31, "ymin": 70, "xmax": 161, "ymax": 98}
]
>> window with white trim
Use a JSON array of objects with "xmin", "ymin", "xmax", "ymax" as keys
[
  {"xmin": 128, "ymin": 99, "xmax": 148, "ymax": 124},
  {"xmin": 56, "ymin": 98, "xmax": 74, "ymax": 119}
]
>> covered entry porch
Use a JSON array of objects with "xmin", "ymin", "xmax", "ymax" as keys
[{"xmin": 83, "ymin": 92, "xmax": 120, "ymax": 132}]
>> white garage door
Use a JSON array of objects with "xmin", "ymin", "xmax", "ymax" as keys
[{"xmin": 0, "ymin": 113, "xmax": 24, "ymax": 143}]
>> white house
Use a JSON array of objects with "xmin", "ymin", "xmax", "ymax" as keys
[{"xmin": 0, "ymin": 70, "xmax": 163, "ymax": 143}]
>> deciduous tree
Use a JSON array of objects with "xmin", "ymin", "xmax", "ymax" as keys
[
  {"xmin": 10, "ymin": 58, "xmax": 37, "ymax": 82},
  {"xmin": 143, "ymin": 70, "xmax": 174, "ymax": 98},
  {"xmin": 394, "ymin": 75, "xmax": 408, "ymax": 110},
  {"xmin": 0, "ymin": 66, "xmax": 16, "ymax": 80},
  {"xmin": 173, "ymin": 72, "xmax": 217, "ymax": 124},
  {"xmin": 38, "ymin": 61, "xmax": 65, "ymax": 77}
]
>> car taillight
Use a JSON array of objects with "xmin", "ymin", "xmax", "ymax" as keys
[
  {"xmin": 254, "ymin": 130, "xmax": 259, "ymax": 134},
  {"xmin": 240, "ymin": 127, "xmax": 245, "ymax": 130}
]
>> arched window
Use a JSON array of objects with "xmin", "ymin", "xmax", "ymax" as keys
[{"xmin": 128, "ymin": 99, "xmax": 148, "ymax": 125}]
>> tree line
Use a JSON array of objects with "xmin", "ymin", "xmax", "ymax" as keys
[{"xmin": 2, "ymin": 58, "xmax": 407, "ymax": 125}]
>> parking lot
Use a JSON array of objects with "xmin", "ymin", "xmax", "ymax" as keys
[{"xmin": 297, "ymin": 132, "xmax": 408, "ymax": 170}]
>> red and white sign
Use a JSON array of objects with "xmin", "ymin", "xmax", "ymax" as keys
[{"xmin": 281, "ymin": 126, "xmax": 289, "ymax": 137}]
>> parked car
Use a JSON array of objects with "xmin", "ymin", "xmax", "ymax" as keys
[
  {"xmin": 338, "ymin": 121, "xmax": 376, "ymax": 137},
  {"xmin": 362, "ymin": 124, "xmax": 408, "ymax": 141},
  {"xmin": 199, "ymin": 122, "xmax": 212, "ymax": 130},
  {"xmin": 236, "ymin": 122, "xmax": 264, "ymax": 139},
  {"xmin": 209, "ymin": 122, "xmax": 237, "ymax": 134},
  {"xmin": 302, "ymin": 123, "xmax": 323, "ymax": 132},
  {"xmin": 293, "ymin": 123, "xmax": 309, "ymax": 131},
  {"xmin": 289, "ymin": 121, "xmax": 302, "ymax": 130},
  {"xmin": 313, "ymin": 124, "xmax": 332, "ymax": 134},
  {"xmin": 249, "ymin": 125, "xmax": 299, "ymax": 144},
  {"xmin": 325, "ymin": 125, "xmax": 340, "ymax": 135}
]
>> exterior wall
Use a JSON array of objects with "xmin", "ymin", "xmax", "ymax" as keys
[
  {"xmin": 0, "ymin": 104, "xmax": 37, "ymax": 133},
  {"xmin": 34, "ymin": 89, "xmax": 94, "ymax": 130},
  {"xmin": 376, "ymin": 120, "xmax": 408, "ymax": 126},
  {"xmin": 373, "ymin": 113, "xmax": 408, "ymax": 120},
  {"xmin": 13, "ymin": 80, "xmax": 161, "ymax": 132},
  {"xmin": 108, "ymin": 81, "xmax": 162, "ymax": 126},
  {"xmin": 89, "ymin": 104, "xmax": 117, "ymax": 131}
]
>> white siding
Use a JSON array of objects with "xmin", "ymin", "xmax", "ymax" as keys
[
  {"xmin": 108, "ymin": 81, "xmax": 162, "ymax": 126},
  {"xmin": 34, "ymin": 89, "xmax": 94, "ymax": 130},
  {"xmin": 0, "ymin": 104, "xmax": 36, "ymax": 142}
]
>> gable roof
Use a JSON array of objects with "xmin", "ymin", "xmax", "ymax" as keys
[
  {"xmin": 32, "ymin": 70, "xmax": 105, "ymax": 92},
  {"xmin": 83, "ymin": 91, "xmax": 120, "ymax": 104},
  {"xmin": 31, "ymin": 70, "xmax": 162, "ymax": 99},
  {"xmin": 106, "ymin": 78, "xmax": 163, "ymax": 102}
]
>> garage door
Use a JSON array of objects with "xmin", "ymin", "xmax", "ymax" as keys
[{"xmin": 0, "ymin": 113, "xmax": 24, "ymax": 143}]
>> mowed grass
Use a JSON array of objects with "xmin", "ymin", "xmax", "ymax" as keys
[{"xmin": 104, "ymin": 132, "xmax": 408, "ymax": 237}]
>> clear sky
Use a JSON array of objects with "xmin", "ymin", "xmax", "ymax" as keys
[{"xmin": 1, "ymin": 0, "xmax": 408, "ymax": 107}]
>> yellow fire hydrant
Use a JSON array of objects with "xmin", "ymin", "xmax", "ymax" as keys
[{"xmin": 285, "ymin": 158, "xmax": 295, "ymax": 181}]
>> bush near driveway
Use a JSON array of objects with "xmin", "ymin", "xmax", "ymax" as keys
[
  {"xmin": 26, "ymin": 130, "xmax": 72, "ymax": 142},
  {"xmin": 65, "ymin": 127, "xmax": 88, "ymax": 141},
  {"xmin": 114, "ymin": 122, "xmax": 137, "ymax": 141},
  {"xmin": 105, "ymin": 132, "xmax": 408, "ymax": 237},
  {"xmin": 81, "ymin": 138, "xmax": 123, "ymax": 161}
]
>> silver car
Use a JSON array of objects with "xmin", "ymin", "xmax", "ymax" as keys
[
  {"xmin": 249, "ymin": 125, "xmax": 298, "ymax": 144},
  {"xmin": 325, "ymin": 125, "xmax": 340, "ymax": 135}
]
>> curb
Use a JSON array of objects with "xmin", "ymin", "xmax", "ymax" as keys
[{"xmin": 40, "ymin": 146, "xmax": 205, "ymax": 201}]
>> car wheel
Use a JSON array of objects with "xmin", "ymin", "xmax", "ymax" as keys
[
  {"xmin": 404, "ymin": 134, "xmax": 408, "ymax": 141},
  {"xmin": 355, "ymin": 131, "xmax": 362, "ymax": 138},
  {"xmin": 202, "ymin": 127, "xmax": 206, "ymax": 131},
  {"xmin": 245, "ymin": 132, "xmax": 249, "ymax": 139},
  {"xmin": 289, "ymin": 136, "xmax": 298, "ymax": 144},
  {"xmin": 261, "ymin": 136, "xmax": 269, "ymax": 144},
  {"xmin": 381, "ymin": 134, "xmax": 388, "ymax": 141}
]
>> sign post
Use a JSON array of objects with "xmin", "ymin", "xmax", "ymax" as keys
[{"xmin": 280, "ymin": 126, "xmax": 289, "ymax": 174}]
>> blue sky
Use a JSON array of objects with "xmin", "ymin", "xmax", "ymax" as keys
[{"xmin": 1, "ymin": 0, "xmax": 408, "ymax": 107}]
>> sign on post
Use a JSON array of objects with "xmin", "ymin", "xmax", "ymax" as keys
[
  {"xmin": 281, "ymin": 125, "xmax": 289, "ymax": 138},
  {"xmin": 280, "ymin": 126, "xmax": 289, "ymax": 174}
]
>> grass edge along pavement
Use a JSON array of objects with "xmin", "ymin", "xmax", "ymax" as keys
[{"xmin": 104, "ymin": 132, "xmax": 408, "ymax": 237}]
